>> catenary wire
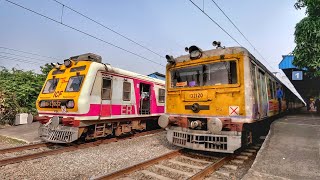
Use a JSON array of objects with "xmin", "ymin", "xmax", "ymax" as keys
[
  {"xmin": 209, "ymin": 0, "xmax": 275, "ymax": 71},
  {"xmin": 52, "ymin": 0, "xmax": 165, "ymax": 58},
  {"xmin": 0, "ymin": 55, "xmax": 42, "ymax": 65},
  {"xmin": 0, "ymin": 52, "xmax": 53, "ymax": 63},
  {"xmin": 188, "ymin": 0, "xmax": 242, "ymax": 46},
  {"xmin": 4, "ymin": 0, "xmax": 165, "ymax": 67},
  {"xmin": 0, "ymin": 46, "xmax": 60, "ymax": 60}
]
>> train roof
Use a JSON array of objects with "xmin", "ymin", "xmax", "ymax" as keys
[{"xmin": 95, "ymin": 62, "xmax": 165, "ymax": 85}]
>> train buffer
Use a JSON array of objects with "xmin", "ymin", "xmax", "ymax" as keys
[{"xmin": 243, "ymin": 109, "xmax": 320, "ymax": 180}]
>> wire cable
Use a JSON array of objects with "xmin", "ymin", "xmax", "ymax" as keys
[
  {"xmin": 0, "ymin": 55, "xmax": 42, "ymax": 65},
  {"xmin": 188, "ymin": 0, "xmax": 242, "ymax": 46},
  {"xmin": 4, "ymin": 0, "xmax": 165, "ymax": 67},
  {"xmin": 0, "ymin": 52, "xmax": 53, "ymax": 63},
  {"xmin": 0, "ymin": 46, "xmax": 60, "ymax": 60},
  {"xmin": 52, "ymin": 0, "xmax": 165, "ymax": 59},
  {"xmin": 209, "ymin": 0, "xmax": 275, "ymax": 71}
]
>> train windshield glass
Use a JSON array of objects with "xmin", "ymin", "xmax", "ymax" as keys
[
  {"xmin": 66, "ymin": 76, "xmax": 84, "ymax": 92},
  {"xmin": 43, "ymin": 78, "xmax": 59, "ymax": 94},
  {"xmin": 171, "ymin": 61, "xmax": 237, "ymax": 88}
]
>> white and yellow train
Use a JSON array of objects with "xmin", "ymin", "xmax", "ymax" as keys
[{"xmin": 158, "ymin": 44, "xmax": 304, "ymax": 153}]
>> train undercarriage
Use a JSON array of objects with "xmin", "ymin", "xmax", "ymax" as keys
[{"xmin": 37, "ymin": 116, "xmax": 160, "ymax": 143}]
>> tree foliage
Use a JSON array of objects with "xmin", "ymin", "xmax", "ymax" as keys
[
  {"xmin": 293, "ymin": 0, "xmax": 320, "ymax": 76},
  {"xmin": 0, "ymin": 64, "xmax": 52, "ymax": 124}
]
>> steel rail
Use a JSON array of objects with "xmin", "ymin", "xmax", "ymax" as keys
[
  {"xmin": 0, "ymin": 129, "xmax": 163, "ymax": 167},
  {"xmin": 188, "ymin": 155, "xmax": 233, "ymax": 180},
  {"xmin": 94, "ymin": 149, "xmax": 183, "ymax": 180},
  {"xmin": 0, "ymin": 143, "xmax": 52, "ymax": 154}
]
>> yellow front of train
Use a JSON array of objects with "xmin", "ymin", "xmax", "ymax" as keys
[
  {"xmin": 158, "ymin": 44, "xmax": 247, "ymax": 153},
  {"xmin": 36, "ymin": 53, "xmax": 101, "ymax": 143}
]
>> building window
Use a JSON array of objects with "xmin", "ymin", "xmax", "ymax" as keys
[
  {"xmin": 159, "ymin": 88, "xmax": 165, "ymax": 103},
  {"xmin": 102, "ymin": 78, "xmax": 112, "ymax": 100},
  {"xmin": 123, "ymin": 82, "xmax": 131, "ymax": 101}
]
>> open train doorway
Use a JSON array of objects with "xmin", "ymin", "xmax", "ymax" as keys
[{"xmin": 139, "ymin": 83, "xmax": 150, "ymax": 114}]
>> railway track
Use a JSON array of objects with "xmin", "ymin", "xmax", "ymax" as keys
[
  {"xmin": 93, "ymin": 144, "xmax": 262, "ymax": 180},
  {"xmin": 0, "ymin": 129, "xmax": 163, "ymax": 167}
]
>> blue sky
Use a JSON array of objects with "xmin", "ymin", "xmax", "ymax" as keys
[{"xmin": 0, "ymin": 0, "xmax": 305, "ymax": 75}]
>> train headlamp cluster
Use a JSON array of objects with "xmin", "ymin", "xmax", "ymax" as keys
[
  {"xmin": 66, "ymin": 100, "xmax": 75, "ymax": 108},
  {"xmin": 165, "ymin": 55, "xmax": 175, "ymax": 64},
  {"xmin": 39, "ymin": 101, "xmax": 46, "ymax": 108},
  {"xmin": 38, "ymin": 100, "xmax": 75, "ymax": 109},
  {"xmin": 185, "ymin": 45, "xmax": 203, "ymax": 60},
  {"xmin": 64, "ymin": 59, "xmax": 73, "ymax": 68}
]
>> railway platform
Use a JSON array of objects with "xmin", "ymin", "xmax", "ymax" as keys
[
  {"xmin": 0, "ymin": 122, "xmax": 41, "ymax": 143},
  {"xmin": 243, "ymin": 111, "xmax": 320, "ymax": 180}
]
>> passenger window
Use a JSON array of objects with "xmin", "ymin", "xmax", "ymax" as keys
[
  {"xmin": 102, "ymin": 78, "xmax": 112, "ymax": 100},
  {"xmin": 159, "ymin": 88, "xmax": 165, "ymax": 103},
  {"xmin": 123, "ymin": 82, "xmax": 131, "ymax": 101},
  {"xmin": 43, "ymin": 78, "xmax": 59, "ymax": 94},
  {"xmin": 66, "ymin": 76, "xmax": 84, "ymax": 92}
]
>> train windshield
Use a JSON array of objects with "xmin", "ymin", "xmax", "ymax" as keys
[
  {"xmin": 171, "ymin": 61, "xmax": 237, "ymax": 88},
  {"xmin": 66, "ymin": 76, "xmax": 84, "ymax": 92},
  {"xmin": 42, "ymin": 78, "xmax": 59, "ymax": 94}
]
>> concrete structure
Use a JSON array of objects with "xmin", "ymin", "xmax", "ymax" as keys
[
  {"xmin": 279, "ymin": 55, "xmax": 320, "ymax": 100},
  {"xmin": 0, "ymin": 122, "xmax": 41, "ymax": 143},
  {"xmin": 147, "ymin": 72, "xmax": 165, "ymax": 80},
  {"xmin": 243, "ymin": 111, "xmax": 320, "ymax": 180}
]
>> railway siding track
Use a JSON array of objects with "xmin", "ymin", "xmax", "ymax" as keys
[
  {"xmin": 0, "ymin": 129, "xmax": 163, "ymax": 167},
  {"xmin": 93, "ymin": 143, "xmax": 262, "ymax": 180}
]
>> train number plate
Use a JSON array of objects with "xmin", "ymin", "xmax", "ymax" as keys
[{"xmin": 184, "ymin": 91, "xmax": 208, "ymax": 101}]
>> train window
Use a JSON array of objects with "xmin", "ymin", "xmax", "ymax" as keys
[
  {"xmin": 123, "ymin": 82, "xmax": 131, "ymax": 101},
  {"xmin": 65, "ymin": 76, "xmax": 84, "ymax": 92},
  {"xmin": 42, "ymin": 78, "xmax": 59, "ymax": 94},
  {"xmin": 70, "ymin": 66, "xmax": 86, "ymax": 72},
  {"xmin": 102, "ymin": 78, "xmax": 112, "ymax": 100},
  {"xmin": 170, "ymin": 60, "xmax": 237, "ymax": 88},
  {"xmin": 52, "ymin": 69, "xmax": 65, "ymax": 75},
  {"xmin": 159, "ymin": 88, "xmax": 165, "ymax": 103}
]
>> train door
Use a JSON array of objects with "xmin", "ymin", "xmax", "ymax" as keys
[
  {"xmin": 139, "ymin": 83, "xmax": 151, "ymax": 114},
  {"xmin": 257, "ymin": 70, "xmax": 268, "ymax": 118},
  {"xmin": 100, "ymin": 76, "xmax": 112, "ymax": 117},
  {"xmin": 251, "ymin": 63, "xmax": 259, "ymax": 119}
]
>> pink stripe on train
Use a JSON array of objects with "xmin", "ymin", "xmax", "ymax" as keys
[{"xmin": 39, "ymin": 104, "xmax": 164, "ymax": 117}]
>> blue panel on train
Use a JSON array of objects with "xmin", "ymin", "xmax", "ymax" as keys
[{"xmin": 292, "ymin": 71, "xmax": 303, "ymax": 80}]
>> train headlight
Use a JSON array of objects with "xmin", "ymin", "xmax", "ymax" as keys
[
  {"xmin": 185, "ymin": 45, "xmax": 202, "ymax": 60},
  {"xmin": 207, "ymin": 118, "xmax": 223, "ymax": 134},
  {"xmin": 39, "ymin": 101, "xmax": 46, "ymax": 108},
  {"xmin": 66, "ymin": 100, "xmax": 75, "ymax": 108},
  {"xmin": 64, "ymin": 59, "xmax": 72, "ymax": 68}
]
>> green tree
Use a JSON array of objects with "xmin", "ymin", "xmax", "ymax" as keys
[
  {"xmin": 293, "ymin": 0, "xmax": 320, "ymax": 76},
  {"xmin": 0, "ymin": 64, "xmax": 52, "ymax": 124}
]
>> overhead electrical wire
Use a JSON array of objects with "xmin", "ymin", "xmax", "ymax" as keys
[
  {"xmin": 0, "ymin": 55, "xmax": 42, "ymax": 65},
  {"xmin": 0, "ymin": 51, "xmax": 53, "ymax": 63},
  {"xmin": 52, "ymin": 0, "xmax": 165, "ymax": 59},
  {"xmin": 0, "ymin": 46, "xmax": 60, "ymax": 60},
  {"xmin": 209, "ymin": 0, "xmax": 275, "ymax": 72},
  {"xmin": 4, "ymin": 0, "xmax": 165, "ymax": 67},
  {"xmin": 188, "ymin": 0, "xmax": 242, "ymax": 46}
]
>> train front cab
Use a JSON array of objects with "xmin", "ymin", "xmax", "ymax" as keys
[{"xmin": 159, "ymin": 47, "xmax": 248, "ymax": 153}]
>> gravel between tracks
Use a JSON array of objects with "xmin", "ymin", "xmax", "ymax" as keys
[{"xmin": 0, "ymin": 131, "xmax": 179, "ymax": 180}]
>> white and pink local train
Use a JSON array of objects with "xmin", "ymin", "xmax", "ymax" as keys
[{"xmin": 36, "ymin": 53, "xmax": 165, "ymax": 143}]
